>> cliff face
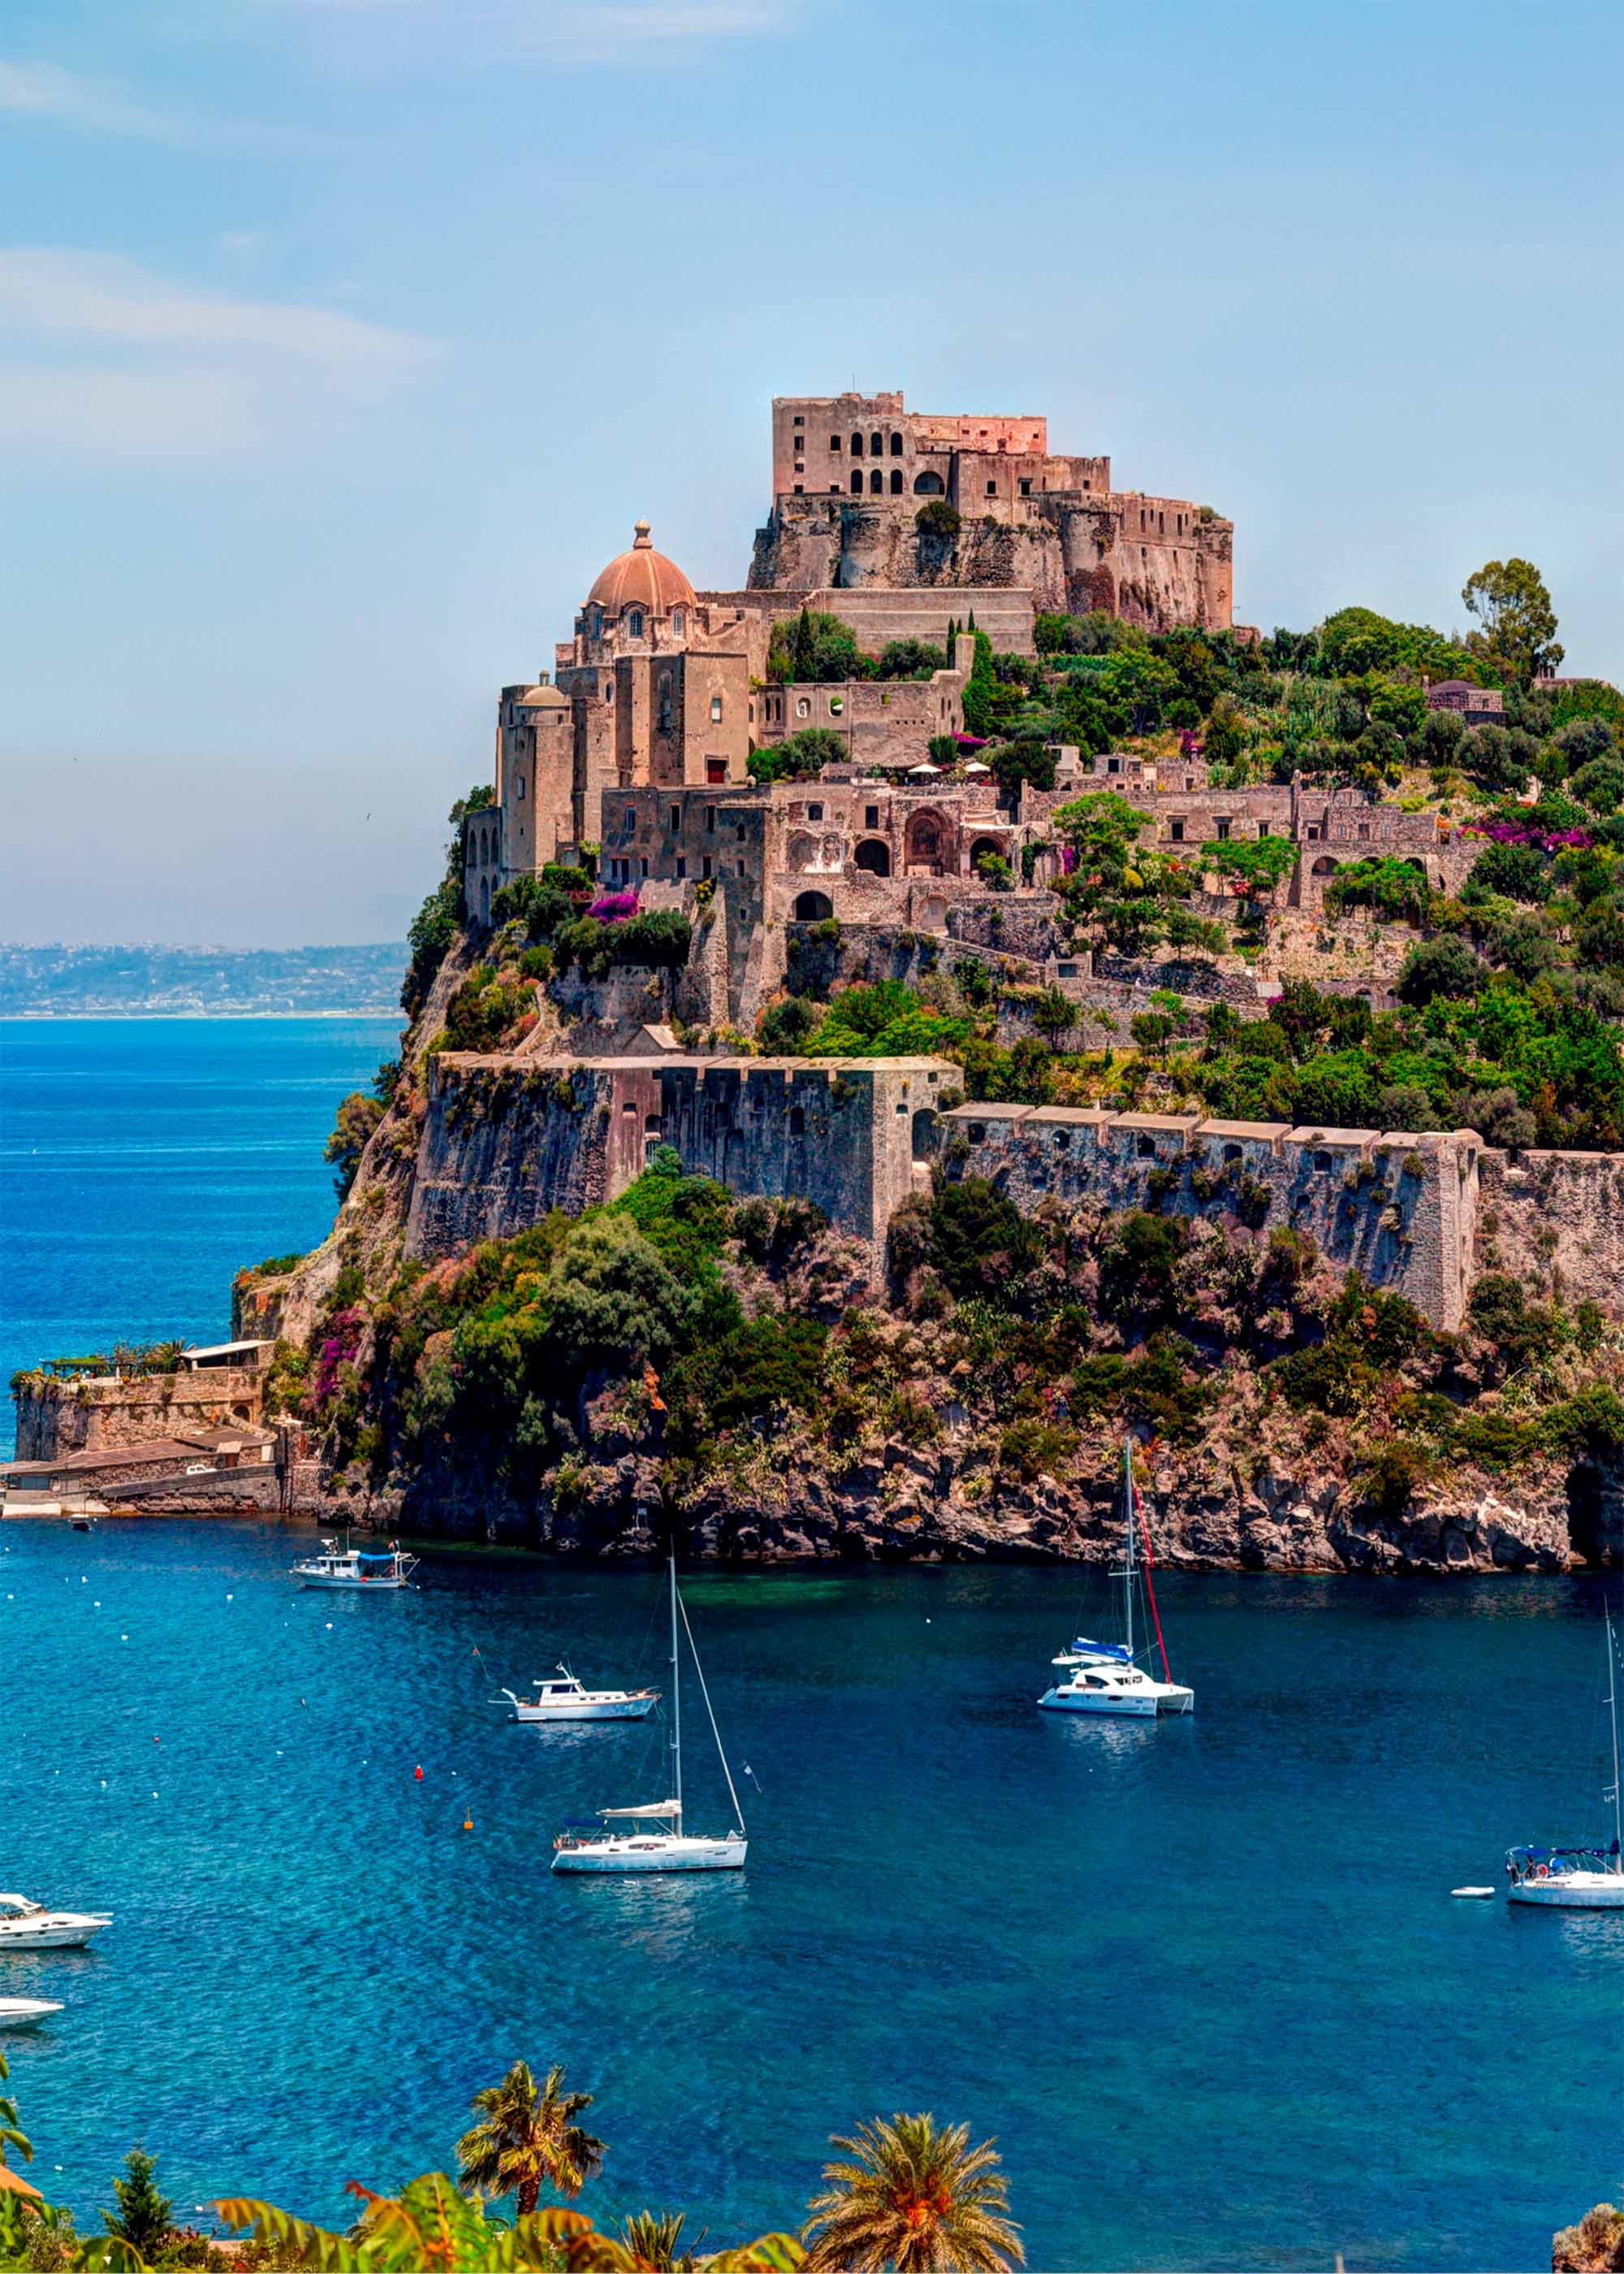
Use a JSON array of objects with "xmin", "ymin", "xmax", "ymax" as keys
[{"xmin": 749, "ymin": 495, "xmax": 1233, "ymax": 633}]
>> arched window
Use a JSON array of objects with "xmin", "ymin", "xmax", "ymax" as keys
[
  {"xmin": 591, "ymin": 607, "xmax": 603, "ymax": 637},
  {"xmin": 854, "ymin": 838, "xmax": 891, "ymax": 877},
  {"xmin": 626, "ymin": 608, "xmax": 644, "ymax": 638},
  {"xmin": 890, "ymin": 469, "xmax": 903, "ymax": 495},
  {"xmin": 913, "ymin": 470, "xmax": 945, "ymax": 495},
  {"xmin": 788, "ymin": 1105, "xmax": 806, "ymax": 1135},
  {"xmin": 870, "ymin": 469, "xmax": 883, "ymax": 494},
  {"xmin": 850, "ymin": 430, "xmax": 864, "ymax": 457},
  {"xmin": 794, "ymin": 889, "xmax": 834, "ymax": 922},
  {"xmin": 870, "ymin": 430, "xmax": 883, "ymax": 456},
  {"xmin": 670, "ymin": 607, "xmax": 685, "ymax": 637},
  {"xmin": 890, "ymin": 432, "xmax": 903, "ymax": 456},
  {"xmin": 969, "ymin": 835, "xmax": 1004, "ymax": 875},
  {"xmin": 850, "ymin": 471, "xmax": 862, "ymax": 495}
]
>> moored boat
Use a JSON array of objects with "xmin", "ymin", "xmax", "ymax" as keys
[
  {"xmin": 290, "ymin": 1536, "xmax": 417, "ymax": 1590},
  {"xmin": 553, "ymin": 1559, "xmax": 747, "ymax": 1875},
  {"xmin": 0, "ymin": 1892, "xmax": 113, "ymax": 1950},
  {"xmin": 498, "ymin": 1665, "xmax": 659, "ymax": 1723},
  {"xmin": 1505, "ymin": 1608, "xmax": 1624, "ymax": 1912},
  {"xmin": 0, "ymin": 1999, "xmax": 63, "ymax": 2030},
  {"xmin": 1039, "ymin": 1440, "xmax": 1194, "ymax": 1718}
]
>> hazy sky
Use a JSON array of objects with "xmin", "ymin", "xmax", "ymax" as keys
[{"xmin": 2, "ymin": 0, "xmax": 1619, "ymax": 948}]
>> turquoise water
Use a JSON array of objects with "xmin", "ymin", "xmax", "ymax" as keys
[
  {"xmin": 1, "ymin": 1020, "xmax": 1620, "ymax": 2269},
  {"xmin": 0, "ymin": 1017, "xmax": 402, "ymax": 1457}
]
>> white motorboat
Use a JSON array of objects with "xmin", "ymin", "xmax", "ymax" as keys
[
  {"xmin": 290, "ymin": 1536, "xmax": 417, "ymax": 1590},
  {"xmin": 1039, "ymin": 1440, "xmax": 1194, "ymax": 1718},
  {"xmin": 0, "ymin": 1999, "xmax": 63, "ymax": 2030},
  {"xmin": 1506, "ymin": 1607, "xmax": 1624, "ymax": 1911},
  {"xmin": 0, "ymin": 1893, "xmax": 113, "ymax": 1950},
  {"xmin": 553, "ymin": 1559, "xmax": 747, "ymax": 1875},
  {"xmin": 497, "ymin": 1664, "xmax": 659, "ymax": 1723}
]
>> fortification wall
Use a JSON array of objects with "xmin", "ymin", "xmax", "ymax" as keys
[
  {"xmin": 407, "ymin": 1054, "xmax": 952, "ymax": 1271},
  {"xmin": 939, "ymin": 1107, "xmax": 1480, "ymax": 1329},
  {"xmin": 13, "ymin": 1369, "xmax": 267, "ymax": 1461}
]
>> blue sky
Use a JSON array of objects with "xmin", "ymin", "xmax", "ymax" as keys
[{"xmin": 2, "ymin": 0, "xmax": 1619, "ymax": 947}]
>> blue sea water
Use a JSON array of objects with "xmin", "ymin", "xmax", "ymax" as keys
[
  {"xmin": 0, "ymin": 1018, "xmax": 402, "ymax": 1457},
  {"xmin": 1, "ymin": 1022, "xmax": 1621, "ymax": 2271}
]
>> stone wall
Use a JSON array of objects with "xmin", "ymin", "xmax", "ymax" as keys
[
  {"xmin": 407, "ymin": 1053, "xmax": 952, "ymax": 1271},
  {"xmin": 1475, "ymin": 1149, "xmax": 1624, "ymax": 1306},
  {"xmin": 937, "ymin": 1105, "xmax": 1480, "ymax": 1329},
  {"xmin": 14, "ymin": 1368, "xmax": 267, "ymax": 1461}
]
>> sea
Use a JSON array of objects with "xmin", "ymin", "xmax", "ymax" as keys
[{"xmin": 0, "ymin": 1019, "xmax": 1619, "ymax": 2272}]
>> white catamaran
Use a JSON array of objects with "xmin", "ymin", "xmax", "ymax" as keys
[
  {"xmin": 1039, "ymin": 1439, "xmax": 1194, "ymax": 1718},
  {"xmin": 1506, "ymin": 1606, "xmax": 1624, "ymax": 1910},
  {"xmin": 552, "ymin": 1558, "xmax": 747, "ymax": 1874}
]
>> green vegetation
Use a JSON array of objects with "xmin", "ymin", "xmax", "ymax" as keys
[
  {"xmin": 803, "ymin": 2115, "xmax": 1023, "ymax": 2274},
  {"xmin": 403, "ymin": 789, "xmax": 492, "ymax": 1017},
  {"xmin": 751, "ymin": 728, "xmax": 847, "ymax": 785},
  {"xmin": 455, "ymin": 2060, "xmax": 604, "ymax": 2215}
]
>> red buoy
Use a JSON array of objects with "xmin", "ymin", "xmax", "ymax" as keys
[{"xmin": 414, "ymin": 1765, "xmax": 424, "ymax": 1781}]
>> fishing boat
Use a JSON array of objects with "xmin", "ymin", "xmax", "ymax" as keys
[
  {"xmin": 1506, "ymin": 1608, "xmax": 1624, "ymax": 1910},
  {"xmin": 0, "ymin": 1892, "xmax": 113, "ymax": 1950},
  {"xmin": 0, "ymin": 1999, "xmax": 62, "ymax": 2030},
  {"xmin": 552, "ymin": 1559, "xmax": 747, "ymax": 1874},
  {"xmin": 289, "ymin": 1536, "xmax": 417, "ymax": 1590},
  {"xmin": 496, "ymin": 1664, "xmax": 659, "ymax": 1723},
  {"xmin": 1038, "ymin": 1440, "xmax": 1194, "ymax": 1717}
]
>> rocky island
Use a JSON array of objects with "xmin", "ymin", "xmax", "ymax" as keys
[{"xmin": 13, "ymin": 388, "xmax": 1624, "ymax": 1572}]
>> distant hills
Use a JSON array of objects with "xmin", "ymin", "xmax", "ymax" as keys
[{"xmin": 0, "ymin": 943, "xmax": 407, "ymax": 1017}]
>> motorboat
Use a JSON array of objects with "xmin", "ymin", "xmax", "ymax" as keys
[
  {"xmin": 553, "ymin": 1559, "xmax": 748, "ymax": 1875},
  {"xmin": 0, "ymin": 1893, "xmax": 113, "ymax": 1950},
  {"xmin": 497, "ymin": 1664, "xmax": 659, "ymax": 1723},
  {"xmin": 1039, "ymin": 1439, "xmax": 1194, "ymax": 1718},
  {"xmin": 289, "ymin": 1536, "xmax": 417, "ymax": 1590},
  {"xmin": 0, "ymin": 1999, "xmax": 63, "ymax": 2030},
  {"xmin": 1506, "ymin": 1608, "xmax": 1624, "ymax": 1910}
]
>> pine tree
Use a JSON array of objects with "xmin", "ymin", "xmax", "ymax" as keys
[
  {"xmin": 103, "ymin": 2145, "xmax": 174, "ymax": 2262},
  {"xmin": 792, "ymin": 605, "xmax": 815, "ymax": 683}
]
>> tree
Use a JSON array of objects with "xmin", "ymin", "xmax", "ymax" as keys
[
  {"xmin": 323, "ymin": 1092, "xmax": 385, "ymax": 1200},
  {"xmin": 1462, "ymin": 558, "xmax": 1563, "ymax": 688},
  {"xmin": 767, "ymin": 610, "xmax": 868, "ymax": 685},
  {"xmin": 102, "ymin": 2146, "xmax": 173, "ymax": 2263},
  {"xmin": 544, "ymin": 1216, "xmax": 696, "ymax": 1372},
  {"xmin": 801, "ymin": 2113, "xmax": 1023, "ymax": 2274},
  {"xmin": 875, "ymin": 638, "xmax": 948, "ymax": 681},
  {"xmin": 1396, "ymin": 936, "xmax": 1484, "ymax": 1005},
  {"xmin": 752, "ymin": 728, "xmax": 847, "ymax": 785},
  {"xmin": 456, "ymin": 2060, "xmax": 605, "ymax": 2216}
]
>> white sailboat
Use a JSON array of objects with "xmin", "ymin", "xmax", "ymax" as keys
[
  {"xmin": 1039, "ymin": 1439, "xmax": 1194, "ymax": 1718},
  {"xmin": 1506, "ymin": 1606, "xmax": 1624, "ymax": 1910},
  {"xmin": 552, "ymin": 1559, "xmax": 747, "ymax": 1874}
]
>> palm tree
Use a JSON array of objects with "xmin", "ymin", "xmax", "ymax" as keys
[
  {"xmin": 616, "ymin": 2208, "xmax": 693, "ymax": 2268},
  {"xmin": 802, "ymin": 2113, "xmax": 1023, "ymax": 2274},
  {"xmin": 455, "ymin": 2060, "xmax": 605, "ymax": 2216}
]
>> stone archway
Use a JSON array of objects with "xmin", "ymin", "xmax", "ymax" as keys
[
  {"xmin": 854, "ymin": 838, "xmax": 892, "ymax": 877},
  {"xmin": 794, "ymin": 889, "xmax": 834, "ymax": 922},
  {"xmin": 905, "ymin": 809, "xmax": 948, "ymax": 875}
]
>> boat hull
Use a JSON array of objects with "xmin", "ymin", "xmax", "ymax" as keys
[
  {"xmin": 1037, "ymin": 1684, "xmax": 1194, "ymax": 1717},
  {"xmin": 1509, "ymin": 1874, "xmax": 1624, "ymax": 1909},
  {"xmin": 0, "ymin": 2000, "xmax": 63, "ymax": 2029},
  {"xmin": 516, "ymin": 1698, "xmax": 658, "ymax": 1723},
  {"xmin": 295, "ymin": 1573, "xmax": 410, "ymax": 1590},
  {"xmin": 0, "ymin": 1920, "xmax": 110, "ymax": 1950},
  {"xmin": 552, "ymin": 1835, "xmax": 746, "ymax": 1875}
]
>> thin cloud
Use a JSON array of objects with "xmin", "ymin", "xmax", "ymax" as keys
[
  {"xmin": 0, "ymin": 59, "xmax": 176, "ymax": 138},
  {"xmin": 271, "ymin": 0, "xmax": 797, "ymax": 63},
  {"xmin": 0, "ymin": 249, "xmax": 430, "ymax": 370},
  {"xmin": 0, "ymin": 250, "xmax": 434, "ymax": 465}
]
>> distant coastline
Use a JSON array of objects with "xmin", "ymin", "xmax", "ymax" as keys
[{"xmin": 0, "ymin": 941, "xmax": 405, "ymax": 1019}]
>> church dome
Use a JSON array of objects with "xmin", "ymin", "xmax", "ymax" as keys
[{"xmin": 586, "ymin": 521, "xmax": 696, "ymax": 618}]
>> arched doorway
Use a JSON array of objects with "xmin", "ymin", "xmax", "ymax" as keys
[
  {"xmin": 905, "ymin": 811, "xmax": 946, "ymax": 875},
  {"xmin": 854, "ymin": 838, "xmax": 892, "ymax": 877},
  {"xmin": 794, "ymin": 889, "xmax": 834, "ymax": 921},
  {"xmin": 969, "ymin": 835, "xmax": 1004, "ymax": 875},
  {"xmin": 913, "ymin": 471, "xmax": 945, "ymax": 496}
]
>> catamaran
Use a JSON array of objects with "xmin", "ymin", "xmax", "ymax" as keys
[
  {"xmin": 497, "ymin": 1664, "xmax": 660, "ymax": 1723},
  {"xmin": 289, "ymin": 1536, "xmax": 417, "ymax": 1590},
  {"xmin": 552, "ymin": 1559, "xmax": 747, "ymax": 1874},
  {"xmin": 1039, "ymin": 1439, "xmax": 1194, "ymax": 1717},
  {"xmin": 1506, "ymin": 1607, "xmax": 1624, "ymax": 1910}
]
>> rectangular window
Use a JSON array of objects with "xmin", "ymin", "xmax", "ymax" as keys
[
  {"xmin": 640, "ymin": 856, "xmax": 650, "ymax": 878},
  {"xmin": 516, "ymin": 776, "xmax": 525, "ymax": 798},
  {"xmin": 793, "ymin": 414, "xmax": 804, "ymax": 426},
  {"xmin": 706, "ymin": 759, "xmax": 726, "ymax": 785},
  {"xmin": 808, "ymin": 802, "xmax": 823, "ymax": 821},
  {"xmin": 710, "ymin": 695, "xmax": 723, "ymax": 723},
  {"xmin": 830, "ymin": 435, "xmax": 841, "ymax": 452},
  {"xmin": 676, "ymin": 857, "xmax": 686, "ymax": 880},
  {"xmin": 866, "ymin": 805, "xmax": 879, "ymax": 828},
  {"xmin": 986, "ymin": 480, "xmax": 996, "ymax": 495},
  {"xmin": 1170, "ymin": 819, "xmax": 1185, "ymax": 842},
  {"xmin": 705, "ymin": 806, "xmax": 716, "ymax": 832},
  {"xmin": 624, "ymin": 807, "xmax": 636, "ymax": 831},
  {"xmin": 669, "ymin": 806, "xmax": 680, "ymax": 832},
  {"xmin": 702, "ymin": 855, "xmax": 712, "ymax": 879},
  {"xmin": 1216, "ymin": 818, "xmax": 1232, "ymax": 841},
  {"xmin": 1019, "ymin": 478, "xmax": 1032, "ymax": 497}
]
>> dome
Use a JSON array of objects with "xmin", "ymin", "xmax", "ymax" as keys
[
  {"xmin": 586, "ymin": 521, "xmax": 696, "ymax": 618},
  {"xmin": 516, "ymin": 682, "xmax": 566, "ymax": 708}
]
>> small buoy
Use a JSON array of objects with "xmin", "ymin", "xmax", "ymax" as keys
[
  {"xmin": 227, "ymin": 1593, "xmax": 233, "ymax": 1602},
  {"xmin": 120, "ymin": 1634, "xmax": 127, "ymax": 1641},
  {"xmin": 462, "ymin": 1814, "xmax": 473, "ymax": 1831},
  {"xmin": 153, "ymin": 1736, "xmax": 161, "ymax": 1745},
  {"xmin": 325, "ymin": 1622, "xmax": 333, "ymax": 1631},
  {"xmin": 414, "ymin": 1765, "xmax": 424, "ymax": 1781},
  {"xmin": 1452, "ymin": 1886, "xmax": 1496, "ymax": 1899},
  {"xmin": 275, "ymin": 1749, "xmax": 283, "ymax": 1757}
]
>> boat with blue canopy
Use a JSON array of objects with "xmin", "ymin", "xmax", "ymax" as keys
[{"xmin": 289, "ymin": 1536, "xmax": 417, "ymax": 1590}]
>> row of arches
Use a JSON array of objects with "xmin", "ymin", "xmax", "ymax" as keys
[
  {"xmin": 844, "ymin": 469, "xmax": 948, "ymax": 498},
  {"xmin": 470, "ymin": 821, "xmax": 499, "ymax": 869},
  {"xmin": 834, "ymin": 430, "xmax": 905, "ymax": 458}
]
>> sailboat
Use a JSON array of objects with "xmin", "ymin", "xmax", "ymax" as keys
[
  {"xmin": 1038, "ymin": 1438, "xmax": 1194, "ymax": 1717},
  {"xmin": 1506, "ymin": 1607, "xmax": 1624, "ymax": 1909},
  {"xmin": 551, "ymin": 1558, "xmax": 747, "ymax": 1874}
]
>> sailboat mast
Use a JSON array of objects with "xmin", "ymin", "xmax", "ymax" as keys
[
  {"xmin": 1608, "ymin": 1606, "xmax": 1622, "ymax": 1866},
  {"xmin": 1122, "ymin": 1437, "xmax": 1135, "ymax": 1661},
  {"xmin": 670, "ymin": 1554, "xmax": 682, "ymax": 1827}
]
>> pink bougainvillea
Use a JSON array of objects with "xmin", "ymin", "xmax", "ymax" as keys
[
  {"xmin": 309, "ymin": 1305, "xmax": 365, "ymax": 1410},
  {"xmin": 1464, "ymin": 820, "xmax": 1592, "ymax": 851},
  {"xmin": 586, "ymin": 889, "xmax": 639, "ymax": 923}
]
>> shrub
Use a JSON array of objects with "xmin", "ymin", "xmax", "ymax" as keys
[
  {"xmin": 1099, "ymin": 1211, "xmax": 1187, "ymax": 1320},
  {"xmin": 915, "ymin": 499, "xmax": 961, "ymax": 542},
  {"xmin": 752, "ymin": 726, "xmax": 849, "ymax": 784},
  {"xmin": 1396, "ymin": 936, "xmax": 1484, "ymax": 1005},
  {"xmin": 929, "ymin": 1178, "xmax": 1044, "ymax": 1301},
  {"xmin": 758, "ymin": 993, "xmax": 820, "ymax": 1052}
]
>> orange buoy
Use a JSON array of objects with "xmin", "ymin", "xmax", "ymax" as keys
[{"xmin": 462, "ymin": 1814, "xmax": 473, "ymax": 1831}]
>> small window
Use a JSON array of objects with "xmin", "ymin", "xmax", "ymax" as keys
[
  {"xmin": 793, "ymin": 413, "xmax": 804, "ymax": 427},
  {"xmin": 516, "ymin": 776, "xmax": 525, "ymax": 799},
  {"xmin": 702, "ymin": 855, "xmax": 712, "ymax": 879},
  {"xmin": 627, "ymin": 609, "xmax": 644, "ymax": 638},
  {"xmin": 986, "ymin": 480, "xmax": 997, "ymax": 495},
  {"xmin": 789, "ymin": 1105, "xmax": 806, "ymax": 1134},
  {"xmin": 676, "ymin": 857, "xmax": 686, "ymax": 880},
  {"xmin": 705, "ymin": 806, "xmax": 716, "ymax": 831},
  {"xmin": 1019, "ymin": 478, "xmax": 1032, "ymax": 497},
  {"xmin": 1056, "ymin": 1131, "xmax": 1070, "ymax": 1151},
  {"xmin": 829, "ymin": 694, "xmax": 844, "ymax": 715},
  {"xmin": 796, "ymin": 698, "xmax": 810, "ymax": 719},
  {"xmin": 1170, "ymin": 819, "xmax": 1184, "ymax": 842},
  {"xmin": 1216, "ymin": 817, "xmax": 1232, "ymax": 841},
  {"xmin": 830, "ymin": 434, "xmax": 841, "ymax": 452},
  {"xmin": 866, "ymin": 805, "xmax": 879, "ymax": 828},
  {"xmin": 890, "ymin": 432, "xmax": 902, "ymax": 456},
  {"xmin": 671, "ymin": 607, "xmax": 685, "ymax": 637},
  {"xmin": 640, "ymin": 856, "xmax": 650, "ymax": 877},
  {"xmin": 1136, "ymin": 1135, "xmax": 1157, "ymax": 1161},
  {"xmin": 1314, "ymin": 1150, "xmax": 1332, "ymax": 1173},
  {"xmin": 851, "ymin": 471, "xmax": 862, "ymax": 494},
  {"xmin": 870, "ymin": 430, "xmax": 883, "ymax": 455},
  {"xmin": 968, "ymin": 1123, "xmax": 987, "ymax": 1143},
  {"xmin": 710, "ymin": 694, "xmax": 723, "ymax": 723},
  {"xmin": 669, "ymin": 805, "xmax": 680, "ymax": 832},
  {"xmin": 1223, "ymin": 1143, "xmax": 1243, "ymax": 1164},
  {"xmin": 851, "ymin": 430, "xmax": 864, "ymax": 456},
  {"xmin": 706, "ymin": 759, "xmax": 726, "ymax": 784},
  {"xmin": 808, "ymin": 802, "xmax": 824, "ymax": 821},
  {"xmin": 624, "ymin": 807, "xmax": 636, "ymax": 830}
]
